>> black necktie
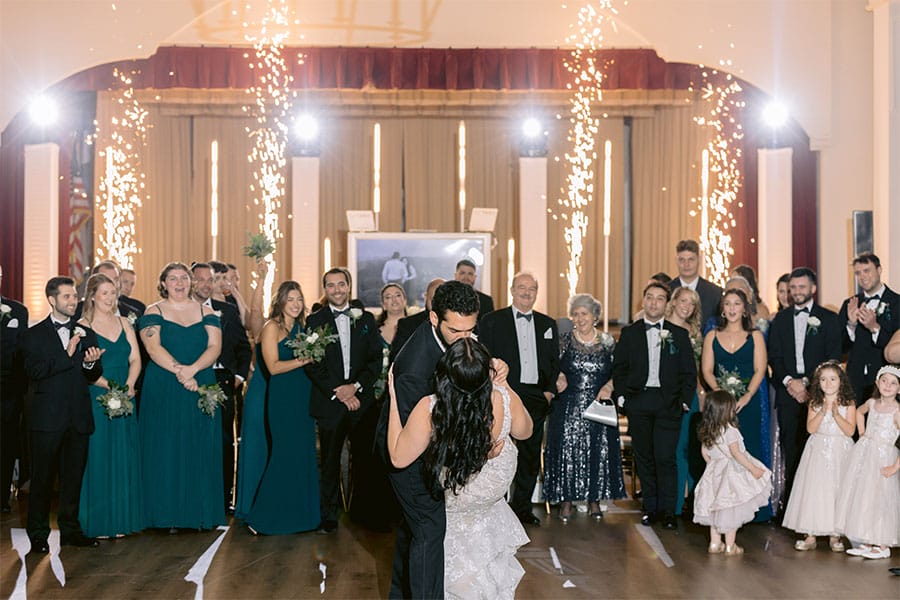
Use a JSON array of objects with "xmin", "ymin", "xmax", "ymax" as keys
[
  {"xmin": 644, "ymin": 322, "xmax": 661, "ymax": 331},
  {"xmin": 516, "ymin": 312, "xmax": 532, "ymax": 321},
  {"xmin": 794, "ymin": 307, "xmax": 809, "ymax": 316},
  {"xmin": 333, "ymin": 308, "xmax": 350, "ymax": 318}
]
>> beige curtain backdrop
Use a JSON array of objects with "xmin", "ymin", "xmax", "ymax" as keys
[
  {"xmin": 401, "ymin": 118, "xmax": 458, "ymax": 231},
  {"xmin": 631, "ymin": 103, "xmax": 713, "ymax": 309}
]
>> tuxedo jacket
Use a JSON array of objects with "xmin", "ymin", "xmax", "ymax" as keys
[
  {"xmin": 210, "ymin": 299, "xmax": 251, "ymax": 380},
  {"xmin": 838, "ymin": 286, "xmax": 900, "ymax": 390},
  {"xmin": 20, "ymin": 316, "xmax": 103, "ymax": 434},
  {"xmin": 390, "ymin": 309, "xmax": 429, "ymax": 364},
  {"xmin": 1, "ymin": 297, "xmax": 29, "ymax": 417},
  {"xmin": 476, "ymin": 290, "xmax": 494, "ymax": 321},
  {"xmin": 611, "ymin": 320, "xmax": 696, "ymax": 413},
  {"xmin": 304, "ymin": 306, "xmax": 383, "ymax": 428},
  {"xmin": 670, "ymin": 277, "xmax": 724, "ymax": 326},
  {"xmin": 768, "ymin": 303, "xmax": 842, "ymax": 403},
  {"xmin": 478, "ymin": 307, "xmax": 560, "ymax": 414}
]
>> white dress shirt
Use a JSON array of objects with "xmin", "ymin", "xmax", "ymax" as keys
[
  {"xmin": 514, "ymin": 310, "xmax": 539, "ymax": 385},
  {"xmin": 644, "ymin": 318, "xmax": 663, "ymax": 387},
  {"xmin": 792, "ymin": 300, "xmax": 812, "ymax": 377},
  {"xmin": 332, "ymin": 304, "xmax": 352, "ymax": 380}
]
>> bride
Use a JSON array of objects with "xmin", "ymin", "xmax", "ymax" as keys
[{"xmin": 387, "ymin": 337, "xmax": 533, "ymax": 599}]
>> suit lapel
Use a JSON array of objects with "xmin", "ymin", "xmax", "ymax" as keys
[{"xmin": 505, "ymin": 307, "xmax": 521, "ymax": 355}]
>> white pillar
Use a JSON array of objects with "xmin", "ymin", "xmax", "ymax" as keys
[
  {"xmin": 518, "ymin": 157, "xmax": 548, "ymax": 314},
  {"xmin": 291, "ymin": 156, "xmax": 320, "ymax": 302},
  {"xmin": 757, "ymin": 148, "xmax": 793, "ymax": 311},
  {"xmin": 23, "ymin": 143, "xmax": 60, "ymax": 322},
  {"xmin": 871, "ymin": 0, "xmax": 900, "ymax": 283}
]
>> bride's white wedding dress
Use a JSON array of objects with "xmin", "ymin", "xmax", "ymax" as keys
[{"xmin": 441, "ymin": 385, "xmax": 530, "ymax": 599}]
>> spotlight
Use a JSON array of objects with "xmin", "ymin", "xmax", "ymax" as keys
[
  {"xmin": 294, "ymin": 114, "xmax": 319, "ymax": 141},
  {"xmin": 762, "ymin": 101, "xmax": 788, "ymax": 129},
  {"xmin": 29, "ymin": 95, "xmax": 59, "ymax": 127},
  {"xmin": 522, "ymin": 118, "xmax": 542, "ymax": 139},
  {"xmin": 518, "ymin": 117, "xmax": 548, "ymax": 157}
]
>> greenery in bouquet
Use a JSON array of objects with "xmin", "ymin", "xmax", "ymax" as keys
[
  {"xmin": 241, "ymin": 232, "xmax": 276, "ymax": 260},
  {"xmin": 197, "ymin": 383, "xmax": 227, "ymax": 417},
  {"xmin": 97, "ymin": 381, "xmax": 134, "ymax": 419},
  {"xmin": 716, "ymin": 365, "xmax": 749, "ymax": 399},
  {"xmin": 285, "ymin": 324, "xmax": 339, "ymax": 362}
]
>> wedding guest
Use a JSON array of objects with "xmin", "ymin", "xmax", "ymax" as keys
[
  {"xmin": 76, "ymin": 273, "xmax": 143, "ymax": 538},
  {"xmin": 225, "ymin": 262, "xmax": 251, "ymax": 325},
  {"xmin": 768, "ymin": 267, "xmax": 842, "ymax": 506},
  {"xmin": 392, "ymin": 278, "xmax": 443, "ymax": 362},
  {"xmin": 701, "ymin": 288, "xmax": 772, "ymax": 521},
  {"xmin": 669, "ymin": 239, "xmax": 724, "ymax": 325},
  {"xmin": 139, "ymin": 262, "xmax": 224, "ymax": 530},
  {"xmin": 192, "ymin": 262, "xmax": 252, "ymax": 513},
  {"xmin": 612, "ymin": 281, "xmax": 696, "ymax": 529},
  {"xmin": 544, "ymin": 294, "xmax": 624, "ymax": 522},
  {"xmin": 119, "ymin": 268, "xmax": 146, "ymax": 315},
  {"xmin": 0, "ymin": 265, "xmax": 28, "ymax": 512},
  {"xmin": 479, "ymin": 272, "xmax": 560, "ymax": 526},
  {"xmin": 838, "ymin": 253, "xmax": 899, "ymax": 405},
  {"xmin": 776, "ymin": 273, "xmax": 792, "ymax": 313},
  {"xmin": 664, "ymin": 286, "xmax": 704, "ymax": 516},
  {"xmin": 732, "ymin": 264, "xmax": 771, "ymax": 321},
  {"xmin": 75, "ymin": 261, "xmax": 143, "ymax": 319},
  {"xmin": 20, "ymin": 276, "xmax": 104, "ymax": 552},
  {"xmin": 633, "ymin": 272, "xmax": 672, "ymax": 322},
  {"xmin": 244, "ymin": 281, "xmax": 319, "ymax": 534},
  {"xmin": 454, "ymin": 259, "xmax": 494, "ymax": 320},
  {"xmin": 304, "ymin": 268, "xmax": 382, "ymax": 534}
]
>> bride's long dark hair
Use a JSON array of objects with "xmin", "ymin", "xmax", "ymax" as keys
[{"xmin": 423, "ymin": 337, "xmax": 495, "ymax": 497}]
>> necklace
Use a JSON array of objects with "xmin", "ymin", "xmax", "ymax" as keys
[{"xmin": 574, "ymin": 329, "xmax": 599, "ymax": 346}]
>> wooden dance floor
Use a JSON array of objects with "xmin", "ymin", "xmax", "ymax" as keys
[{"xmin": 1, "ymin": 497, "xmax": 897, "ymax": 599}]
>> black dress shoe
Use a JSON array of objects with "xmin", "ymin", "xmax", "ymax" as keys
[
  {"xmin": 661, "ymin": 513, "xmax": 677, "ymax": 530},
  {"xmin": 316, "ymin": 520, "xmax": 338, "ymax": 534},
  {"xmin": 517, "ymin": 512, "xmax": 541, "ymax": 526},
  {"xmin": 61, "ymin": 534, "xmax": 100, "ymax": 547},
  {"xmin": 640, "ymin": 511, "xmax": 656, "ymax": 526},
  {"xmin": 889, "ymin": 567, "xmax": 900, "ymax": 576},
  {"xmin": 30, "ymin": 539, "xmax": 50, "ymax": 554}
]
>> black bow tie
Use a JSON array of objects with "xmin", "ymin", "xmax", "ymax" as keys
[
  {"xmin": 794, "ymin": 307, "xmax": 809, "ymax": 316},
  {"xmin": 644, "ymin": 322, "xmax": 662, "ymax": 331},
  {"xmin": 864, "ymin": 295, "xmax": 881, "ymax": 302},
  {"xmin": 53, "ymin": 320, "xmax": 72, "ymax": 330},
  {"xmin": 332, "ymin": 308, "xmax": 351, "ymax": 317},
  {"xmin": 516, "ymin": 312, "xmax": 532, "ymax": 321}
]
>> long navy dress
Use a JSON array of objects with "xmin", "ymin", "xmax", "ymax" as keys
[
  {"xmin": 138, "ymin": 309, "xmax": 225, "ymax": 529},
  {"xmin": 543, "ymin": 332, "xmax": 625, "ymax": 503},
  {"xmin": 244, "ymin": 321, "xmax": 319, "ymax": 534}
]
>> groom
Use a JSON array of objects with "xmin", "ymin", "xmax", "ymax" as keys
[{"xmin": 387, "ymin": 281, "xmax": 479, "ymax": 599}]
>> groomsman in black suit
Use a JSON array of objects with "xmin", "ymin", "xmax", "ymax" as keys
[
  {"xmin": 305, "ymin": 268, "xmax": 382, "ymax": 534},
  {"xmin": 454, "ymin": 259, "xmax": 493, "ymax": 320},
  {"xmin": 838, "ymin": 253, "xmax": 899, "ymax": 405},
  {"xmin": 20, "ymin": 276, "xmax": 104, "ymax": 553},
  {"xmin": 1, "ymin": 266, "xmax": 29, "ymax": 512},
  {"xmin": 479, "ymin": 272, "xmax": 559, "ymax": 525},
  {"xmin": 386, "ymin": 280, "xmax": 479, "ymax": 599},
  {"xmin": 391, "ymin": 278, "xmax": 444, "ymax": 362},
  {"xmin": 768, "ymin": 267, "xmax": 841, "ymax": 503},
  {"xmin": 669, "ymin": 239, "xmax": 723, "ymax": 326},
  {"xmin": 119, "ymin": 268, "xmax": 146, "ymax": 315},
  {"xmin": 612, "ymin": 282, "xmax": 696, "ymax": 529},
  {"xmin": 191, "ymin": 262, "xmax": 251, "ymax": 511}
]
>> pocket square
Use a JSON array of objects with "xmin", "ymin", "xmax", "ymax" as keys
[
  {"xmin": 543, "ymin": 328, "xmax": 553, "ymax": 340},
  {"xmin": 7, "ymin": 318, "xmax": 18, "ymax": 328}
]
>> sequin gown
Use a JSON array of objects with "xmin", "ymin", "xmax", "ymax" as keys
[
  {"xmin": 781, "ymin": 405, "xmax": 854, "ymax": 535},
  {"xmin": 543, "ymin": 331, "xmax": 625, "ymax": 504},
  {"xmin": 444, "ymin": 386, "xmax": 529, "ymax": 599},
  {"xmin": 835, "ymin": 402, "xmax": 900, "ymax": 547}
]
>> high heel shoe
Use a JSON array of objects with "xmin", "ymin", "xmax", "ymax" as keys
[
  {"xmin": 559, "ymin": 503, "xmax": 573, "ymax": 523},
  {"xmin": 829, "ymin": 537, "xmax": 845, "ymax": 552},
  {"xmin": 589, "ymin": 503, "xmax": 603, "ymax": 520},
  {"xmin": 794, "ymin": 538, "xmax": 817, "ymax": 551},
  {"xmin": 724, "ymin": 544, "xmax": 744, "ymax": 556},
  {"xmin": 707, "ymin": 542, "xmax": 725, "ymax": 554}
]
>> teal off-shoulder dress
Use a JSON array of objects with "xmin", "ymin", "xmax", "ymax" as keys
[{"xmin": 138, "ymin": 308, "xmax": 225, "ymax": 529}]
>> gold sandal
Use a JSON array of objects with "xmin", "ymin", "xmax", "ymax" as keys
[
  {"xmin": 708, "ymin": 542, "xmax": 725, "ymax": 554},
  {"xmin": 724, "ymin": 544, "xmax": 744, "ymax": 556}
]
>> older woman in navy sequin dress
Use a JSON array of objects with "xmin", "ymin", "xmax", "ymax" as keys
[{"xmin": 544, "ymin": 294, "xmax": 625, "ymax": 522}]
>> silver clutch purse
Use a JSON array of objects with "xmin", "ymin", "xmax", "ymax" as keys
[{"xmin": 583, "ymin": 398, "xmax": 618, "ymax": 427}]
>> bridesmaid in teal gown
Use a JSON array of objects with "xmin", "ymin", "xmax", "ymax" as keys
[
  {"xmin": 138, "ymin": 262, "xmax": 225, "ymax": 530},
  {"xmin": 77, "ymin": 273, "xmax": 144, "ymax": 537},
  {"xmin": 234, "ymin": 340, "xmax": 269, "ymax": 519},
  {"xmin": 245, "ymin": 281, "xmax": 319, "ymax": 534},
  {"xmin": 701, "ymin": 288, "xmax": 773, "ymax": 521}
]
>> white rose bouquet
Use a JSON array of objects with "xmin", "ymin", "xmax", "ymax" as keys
[
  {"xmin": 96, "ymin": 381, "xmax": 134, "ymax": 419},
  {"xmin": 197, "ymin": 383, "xmax": 227, "ymax": 417},
  {"xmin": 716, "ymin": 365, "xmax": 749, "ymax": 399},
  {"xmin": 285, "ymin": 324, "xmax": 339, "ymax": 363}
]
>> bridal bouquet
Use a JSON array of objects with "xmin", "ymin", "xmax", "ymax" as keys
[
  {"xmin": 716, "ymin": 365, "xmax": 749, "ymax": 399},
  {"xmin": 96, "ymin": 381, "xmax": 134, "ymax": 419},
  {"xmin": 241, "ymin": 232, "xmax": 276, "ymax": 260},
  {"xmin": 285, "ymin": 324, "xmax": 339, "ymax": 362},
  {"xmin": 197, "ymin": 383, "xmax": 227, "ymax": 417}
]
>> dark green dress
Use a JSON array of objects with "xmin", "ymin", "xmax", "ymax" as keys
[
  {"xmin": 138, "ymin": 310, "xmax": 224, "ymax": 529},
  {"xmin": 78, "ymin": 323, "xmax": 144, "ymax": 537},
  {"xmin": 235, "ymin": 342, "xmax": 267, "ymax": 519},
  {"xmin": 245, "ymin": 321, "xmax": 319, "ymax": 534}
]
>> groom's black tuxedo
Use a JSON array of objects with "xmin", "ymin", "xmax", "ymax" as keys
[
  {"xmin": 838, "ymin": 286, "xmax": 900, "ymax": 405},
  {"xmin": 304, "ymin": 305, "xmax": 382, "ymax": 525},
  {"xmin": 20, "ymin": 316, "xmax": 103, "ymax": 545},
  {"xmin": 612, "ymin": 319, "xmax": 696, "ymax": 516}
]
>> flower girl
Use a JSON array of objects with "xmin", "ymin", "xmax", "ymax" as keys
[
  {"xmin": 835, "ymin": 365, "xmax": 900, "ymax": 560},
  {"xmin": 782, "ymin": 361, "xmax": 856, "ymax": 552},
  {"xmin": 693, "ymin": 390, "xmax": 772, "ymax": 555}
]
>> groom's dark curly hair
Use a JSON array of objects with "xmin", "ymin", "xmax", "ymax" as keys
[{"xmin": 423, "ymin": 337, "xmax": 495, "ymax": 498}]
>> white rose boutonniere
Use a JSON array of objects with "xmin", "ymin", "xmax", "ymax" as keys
[
  {"xmin": 349, "ymin": 308, "xmax": 363, "ymax": 322},
  {"xmin": 658, "ymin": 329, "xmax": 677, "ymax": 355},
  {"xmin": 212, "ymin": 310, "xmax": 223, "ymax": 318},
  {"xmin": 0, "ymin": 303, "xmax": 11, "ymax": 322},
  {"xmin": 875, "ymin": 301, "xmax": 891, "ymax": 321},
  {"xmin": 126, "ymin": 312, "xmax": 138, "ymax": 326},
  {"xmin": 73, "ymin": 326, "xmax": 87, "ymax": 338},
  {"xmin": 806, "ymin": 316, "xmax": 821, "ymax": 336}
]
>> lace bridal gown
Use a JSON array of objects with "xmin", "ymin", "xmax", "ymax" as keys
[{"xmin": 442, "ymin": 385, "xmax": 530, "ymax": 599}]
